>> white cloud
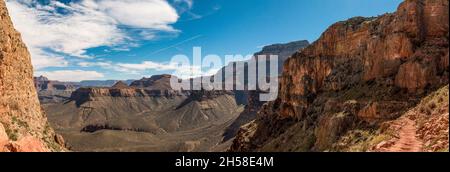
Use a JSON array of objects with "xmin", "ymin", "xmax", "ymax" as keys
[
  {"xmin": 29, "ymin": 47, "xmax": 69, "ymax": 69},
  {"xmin": 77, "ymin": 61, "xmax": 113, "ymax": 68},
  {"xmin": 117, "ymin": 61, "xmax": 179, "ymax": 71},
  {"xmin": 5, "ymin": 0, "xmax": 180, "ymax": 69},
  {"xmin": 116, "ymin": 61, "xmax": 220, "ymax": 79},
  {"xmin": 139, "ymin": 30, "xmax": 157, "ymax": 40},
  {"xmin": 174, "ymin": 0, "xmax": 193, "ymax": 9},
  {"xmin": 75, "ymin": 58, "xmax": 220, "ymax": 79},
  {"xmin": 97, "ymin": 0, "xmax": 179, "ymax": 30},
  {"xmin": 35, "ymin": 70, "xmax": 105, "ymax": 82}
]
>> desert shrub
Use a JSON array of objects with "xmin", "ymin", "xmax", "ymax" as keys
[
  {"xmin": 428, "ymin": 102, "xmax": 437, "ymax": 110},
  {"xmin": 5, "ymin": 128, "xmax": 18, "ymax": 141}
]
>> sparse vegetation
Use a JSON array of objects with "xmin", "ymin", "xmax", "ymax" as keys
[
  {"xmin": 416, "ymin": 86, "xmax": 449, "ymax": 128},
  {"xmin": 418, "ymin": 86, "xmax": 449, "ymax": 109},
  {"xmin": 12, "ymin": 116, "xmax": 29, "ymax": 129},
  {"xmin": 43, "ymin": 123, "xmax": 52, "ymax": 136},
  {"xmin": 414, "ymin": 86, "xmax": 449, "ymax": 152},
  {"xmin": 43, "ymin": 136, "xmax": 63, "ymax": 152},
  {"xmin": 5, "ymin": 127, "xmax": 18, "ymax": 141},
  {"xmin": 334, "ymin": 128, "xmax": 392, "ymax": 152}
]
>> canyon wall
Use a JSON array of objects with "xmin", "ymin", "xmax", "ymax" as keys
[
  {"xmin": 279, "ymin": 0, "xmax": 448, "ymax": 120},
  {"xmin": 0, "ymin": 0, "xmax": 64, "ymax": 152},
  {"xmin": 220, "ymin": 40, "xmax": 310, "ymax": 142},
  {"xmin": 34, "ymin": 76, "xmax": 80, "ymax": 104},
  {"xmin": 231, "ymin": 0, "xmax": 449, "ymax": 152}
]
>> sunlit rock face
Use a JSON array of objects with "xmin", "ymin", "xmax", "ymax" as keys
[
  {"xmin": 230, "ymin": 0, "xmax": 449, "ymax": 152},
  {"xmin": 0, "ymin": 0, "xmax": 64, "ymax": 152}
]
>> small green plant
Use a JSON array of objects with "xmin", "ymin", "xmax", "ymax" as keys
[
  {"xmin": 12, "ymin": 116, "xmax": 29, "ymax": 129},
  {"xmin": 43, "ymin": 123, "xmax": 52, "ymax": 136},
  {"xmin": 43, "ymin": 136, "xmax": 63, "ymax": 152},
  {"xmin": 5, "ymin": 128, "xmax": 18, "ymax": 141}
]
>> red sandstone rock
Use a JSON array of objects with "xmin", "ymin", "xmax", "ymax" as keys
[
  {"xmin": 395, "ymin": 61, "xmax": 436, "ymax": 93},
  {"xmin": 0, "ymin": 0, "xmax": 64, "ymax": 152},
  {"xmin": 54, "ymin": 134, "xmax": 65, "ymax": 147},
  {"xmin": 0, "ymin": 123, "xmax": 9, "ymax": 151},
  {"xmin": 8, "ymin": 135, "xmax": 49, "ymax": 152},
  {"xmin": 357, "ymin": 101, "xmax": 409, "ymax": 122},
  {"xmin": 230, "ymin": 0, "xmax": 449, "ymax": 152},
  {"xmin": 275, "ymin": 0, "xmax": 448, "ymax": 119}
]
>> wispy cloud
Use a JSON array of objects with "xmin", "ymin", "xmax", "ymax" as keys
[
  {"xmin": 173, "ymin": 0, "xmax": 194, "ymax": 13},
  {"xmin": 149, "ymin": 35, "xmax": 203, "ymax": 55},
  {"xmin": 77, "ymin": 59, "xmax": 220, "ymax": 79},
  {"xmin": 6, "ymin": 0, "xmax": 222, "ymax": 81},
  {"xmin": 78, "ymin": 61, "xmax": 113, "ymax": 68},
  {"xmin": 116, "ymin": 60, "xmax": 220, "ymax": 79}
]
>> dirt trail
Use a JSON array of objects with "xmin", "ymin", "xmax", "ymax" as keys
[{"xmin": 385, "ymin": 119, "xmax": 423, "ymax": 152}]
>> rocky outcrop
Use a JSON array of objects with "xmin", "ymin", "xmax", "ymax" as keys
[
  {"xmin": 34, "ymin": 76, "xmax": 50, "ymax": 90},
  {"xmin": 112, "ymin": 81, "xmax": 129, "ymax": 89},
  {"xmin": 222, "ymin": 91, "xmax": 263, "ymax": 142},
  {"xmin": 70, "ymin": 86, "xmax": 186, "ymax": 107},
  {"xmin": 34, "ymin": 76, "xmax": 80, "ymax": 92},
  {"xmin": 34, "ymin": 76, "xmax": 138, "ymax": 104},
  {"xmin": 256, "ymin": 40, "xmax": 310, "ymax": 73},
  {"xmin": 220, "ymin": 41, "xmax": 309, "ymax": 142},
  {"xmin": 0, "ymin": 123, "xmax": 9, "ymax": 151},
  {"xmin": 231, "ymin": 0, "xmax": 449, "ymax": 152},
  {"xmin": 357, "ymin": 101, "xmax": 410, "ymax": 123},
  {"xmin": 34, "ymin": 76, "xmax": 80, "ymax": 104},
  {"xmin": 130, "ymin": 74, "xmax": 174, "ymax": 90},
  {"xmin": 79, "ymin": 80, "xmax": 135, "ymax": 87},
  {"xmin": 0, "ymin": 0, "xmax": 64, "ymax": 152},
  {"xmin": 279, "ymin": 0, "xmax": 448, "ymax": 119}
]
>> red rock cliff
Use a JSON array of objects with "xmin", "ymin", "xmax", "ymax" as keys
[
  {"xmin": 278, "ymin": 0, "xmax": 448, "ymax": 120},
  {"xmin": 231, "ymin": 0, "xmax": 449, "ymax": 152},
  {"xmin": 0, "ymin": 0, "xmax": 64, "ymax": 152}
]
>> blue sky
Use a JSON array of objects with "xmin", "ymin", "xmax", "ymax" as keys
[{"xmin": 6, "ymin": 0, "xmax": 402, "ymax": 81}]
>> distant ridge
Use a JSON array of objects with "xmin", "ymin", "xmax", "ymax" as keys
[
  {"xmin": 130, "ymin": 74, "xmax": 174, "ymax": 90},
  {"xmin": 112, "ymin": 81, "xmax": 129, "ymax": 89}
]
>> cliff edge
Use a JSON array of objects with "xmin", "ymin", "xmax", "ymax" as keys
[{"xmin": 0, "ymin": 0, "xmax": 65, "ymax": 152}]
